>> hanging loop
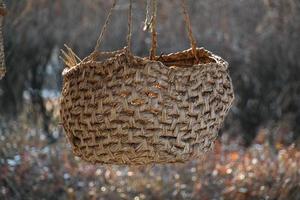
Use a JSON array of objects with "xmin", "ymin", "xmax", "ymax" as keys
[
  {"xmin": 92, "ymin": 0, "xmax": 133, "ymax": 57},
  {"xmin": 149, "ymin": 0, "xmax": 157, "ymax": 60},
  {"xmin": 143, "ymin": 0, "xmax": 151, "ymax": 31},
  {"xmin": 93, "ymin": 0, "xmax": 118, "ymax": 53},
  {"xmin": 0, "ymin": 0, "xmax": 6, "ymax": 80},
  {"xmin": 91, "ymin": 0, "xmax": 199, "ymax": 63},
  {"xmin": 147, "ymin": 0, "xmax": 200, "ymax": 62},
  {"xmin": 180, "ymin": 0, "xmax": 199, "ymax": 63},
  {"xmin": 127, "ymin": 0, "xmax": 133, "ymax": 51}
]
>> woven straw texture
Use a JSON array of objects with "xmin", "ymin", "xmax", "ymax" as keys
[{"xmin": 60, "ymin": 47, "xmax": 234, "ymax": 165}]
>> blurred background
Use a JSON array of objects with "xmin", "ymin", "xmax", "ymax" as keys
[{"xmin": 1, "ymin": 0, "xmax": 300, "ymax": 199}]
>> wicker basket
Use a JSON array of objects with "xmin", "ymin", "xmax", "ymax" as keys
[{"xmin": 60, "ymin": 0, "xmax": 234, "ymax": 165}]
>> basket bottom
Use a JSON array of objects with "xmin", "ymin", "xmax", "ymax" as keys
[{"xmin": 72, "ymin": 140, "xmax": 216, "ymax": 165}]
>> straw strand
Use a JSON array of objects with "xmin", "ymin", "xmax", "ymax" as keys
[
  {"xmin": 143, "ymin": 0, "xmax": 151, "ymax": 31},
  {"xmin": 93, "ymin": 0, "xmax": 118, "ymax": 53},
  {"xmin": 180, "ymin": 0, "xmax": 199, "ymax": 63},
  {"xmin": 149, "ymin": 0, "xmax": 157, "ymax": 60},
  {"xmin": 127, "ymin": 0, "xmax": 133, "ymax": 51},
  {"xmin": 0, "ymin": 0, "xmax": 6, "ymax": 80}
]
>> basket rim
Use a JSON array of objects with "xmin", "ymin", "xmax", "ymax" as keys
[{"xmin": 62, "ymin": 47, "xmax": 228, "ymax": 78}]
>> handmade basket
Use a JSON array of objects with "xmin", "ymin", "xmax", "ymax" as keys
[{"xmin": 60, "ymin": 0, "xmax": 234, "ymax": 165}]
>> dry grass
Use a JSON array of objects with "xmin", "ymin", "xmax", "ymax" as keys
[{"xmin": 60, "ymin": 45, "xmax": 81, "ymax": 69}]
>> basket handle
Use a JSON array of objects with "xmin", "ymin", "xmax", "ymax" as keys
[
  {"xmin": 149, "ymin": 0, "xmax": 157, "ymax": 60},
  {"xmin": 92, "ymin": 0, "xmax": 199, "ymax": 62},
  {"xmin": 93, "ymin": 0, "xmax": 118, "ymax": 54},
  {"xmin": 127, "ymin": 0, "xmax": 133, "ymax": 51},
  {"xmin": 180, "ymin": 0, "xmax": 199, "ymax": 63},
  {"xmin": 92, "ymin": 0, "xmax": 133, "ymax": 56},
  {"xmin": 149, "ymin": 0, "xmax": 200, "ymax": 62}
]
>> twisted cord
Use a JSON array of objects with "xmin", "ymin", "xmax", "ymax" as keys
[
  {"xmin": 143, "ymin": 0, "xmax": 151, "ymax": 31},
  {"xmin": 93, "ymin": 0, "xmax": 118, "ymax": 53},
  {"xmin": 180, "ymin": 0, "xmax": 199, "ymax": 63},
  {"xmin": 127, "ymin": 0, "xmax": 133, "ymax": 51},
  {"xmin": 0, "ymin": 0, "xmax": 6, "ymax": 80},
  {"xmin": 149, "ymin": 0, "xmax": 157, "ymax": 60}
]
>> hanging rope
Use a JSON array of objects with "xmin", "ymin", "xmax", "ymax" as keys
[
  {"xmin": 180, "ymin": 0, "xmax": 199, "ymax": 63},
  {"xmin": 149, "ymin": 0, "xmax": 157, "ymax": 60},
  {"xmin": 93, "ymin": 0, "xmax": 118, "ymax": 53},
  {"xmin": 0, "ymin": 0, "xmax": 6, "ymax": 80},
  {"xmin": 90, "ymin": 0, "xmax": 198, "ymax": 63},
  {"xmin": 127, "ymin": 0, "xmax": 133, "ymax": 51},
  {"xmin": 143, "ymin": 0, "xmax": 151, "ymax": 31}
]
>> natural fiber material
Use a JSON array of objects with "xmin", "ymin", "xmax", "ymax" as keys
[
  {"xmin": 149, "ymin": 0, "xmax": 157, "ymax": 60},
  {"xmin": 60, "ymin": 47, "xmax": 234, "ymax": 165},
  {"xmin": 60, "ymin": 0, "xmax": 234, "ymax": 165},
  {"xmin": 0, "ymin": 0, "xmax": 6, "ymax": 80}
]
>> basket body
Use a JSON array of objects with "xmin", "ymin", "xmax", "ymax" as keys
[{"xmin": 60, "ymin": 48, "xmax": 234, "ymax": 165}]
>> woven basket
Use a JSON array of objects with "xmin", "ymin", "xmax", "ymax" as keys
[{"xmin": 60, "ymin": 0, "xmax": 234, "ymax": 165}]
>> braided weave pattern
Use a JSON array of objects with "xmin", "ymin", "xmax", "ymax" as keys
[{"xmin": 60, "ymin": 48, "xmax": 234, "ymax": 165}]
